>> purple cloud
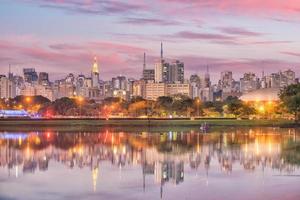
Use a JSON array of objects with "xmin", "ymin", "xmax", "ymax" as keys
[
  {"xmin": 174, "ymin": 31, "xmax": 235, "ymax": 40},
  {"xmin": 24, "ymin": 0, "xmax": 148, "ymax": 15},
  {"xmin": 249, "ymin": 41, "xmax": 292, "ymax": 45},
  {"xmin": 217, "ymin": 27, "xmax": 263, "ymax": 36},
  {"xmin": 120, "ymin": 17, "xmax": 181, "ymax": 26}
]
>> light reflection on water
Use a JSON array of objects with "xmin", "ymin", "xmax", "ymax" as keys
[{"xmin": 0, "ymin": 127, "xmax": 300, "ymax": 200}]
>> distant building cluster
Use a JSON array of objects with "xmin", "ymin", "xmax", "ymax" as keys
[{"xmin": 0, "ymin": 43, "xmax": 298, "ymax": 102}]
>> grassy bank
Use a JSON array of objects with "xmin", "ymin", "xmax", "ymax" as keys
[{"xmin": 0, "ymin": 118, "xmax": 296, "ymax": 132}]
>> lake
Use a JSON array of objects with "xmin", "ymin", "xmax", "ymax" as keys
[{"xmin": 0, "ymin": 127, "xmax": 300, "ymax": 200}]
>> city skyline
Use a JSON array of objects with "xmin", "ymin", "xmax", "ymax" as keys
[{"xmin": 1, "ymin": 1, "xmax": 300, "ymax": 82}]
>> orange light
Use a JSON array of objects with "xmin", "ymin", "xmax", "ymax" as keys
[
  {"xmin": 25, "ymin": 97, "xmax": 31, "ymax": 103},
  {"xmin": 78, "ymin": 96, "xmax": 84, "ymax": 103},
  {"xmin": 258, "ymin": 105, "xmax": 265, "ymax": 113}
]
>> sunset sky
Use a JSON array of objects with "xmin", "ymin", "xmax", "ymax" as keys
[{"xmin": 1, "ymin": 0, "xmax": 300, "ymax": 82}]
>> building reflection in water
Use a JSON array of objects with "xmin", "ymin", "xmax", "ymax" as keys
[{"xmin": 0, "ymin": 128, "xmax": 300, "ymax": 198}]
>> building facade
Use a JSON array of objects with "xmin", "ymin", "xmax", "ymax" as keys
[
  {"xmin": 0, "ymin": 76, "xmax": 16, "ymax": 99},
  {"xmin": 145, "ymin": 82, "xmax": 166, "ymax": 100}
]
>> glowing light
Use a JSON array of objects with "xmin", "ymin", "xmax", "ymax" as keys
[
  {"xmin": 92, "ymin": 167, "xmax": 99, "ymax": 192},
  {"xmin": 77, "ymin": 96, "xmax": 84, "ymax": 104},
  {"xmin": 268, "ymin": 141, "xmax": 272, "ymax": 154},
  {"xmin": 255, "ymin": 139, "xmax": 260, "ymax": 155},
  {"xmin": 25, "ymin": 97, "xmax": 32, "ymax": 103},
  {"xmin": 258, "ymin": 105, "xmax": 265, "ymax": 113},
  {"xmin": 15, "ymin": 165, "xmax": 19, "ymax": 178},
  {"xmin": 92, "ymin": 56, "xmax": 99, "ymax": 74},
  {"xmin": 34, "ymin": 137, "xmax": 41, "ymax": 145},
  {"xmin": 18, "ymin": 137, "xmax": 22, "ymax": 145},
  {"xmin": 113, "ymin": 146, "xmax": 117, "ymax": 154}
]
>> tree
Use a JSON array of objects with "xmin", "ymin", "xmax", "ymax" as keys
[
  {"xmin": 280, "ymin": 84, "xmax": 300, "ymax": 122},
  {"xmin": 240, "ymin": 104, "xmax": 256, "ymax": 118},
  {"xmin": 155, "ymin": 96, "xmax": 173, "ymax": 116},
  {"xmin": 128, "ymin": 100, "xmax": 147, "ymax": 117},
  {"xmin": 51, "ymin": 97, "xmax": 77, "ymax": 116},
  {"xmin": 225, "ymin": 96, "xmax": 243, "ymax": 117}
]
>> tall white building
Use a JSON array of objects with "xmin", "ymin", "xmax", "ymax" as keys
[
  {"xmin": 190, "ymin": 74, "xmax": 201, "ymax": 99},
  {"xmin": 220, "ymin": 71, "xmax": 233, "ymax": 93},
  {"xmin": 20, "ymin": 83, "xmax": 55, "ymax": 101},
  {"xmin": 240, "ymin": 72, "xmax": 259, "ymax": 93},
  {"xmin": 0, "ymin": 76, "xmax": 16, "ymax": 99},
  {"xmin": 91, "ymin": 57, "xmax": 99, "ymax": 88},
  {"xmin": 155, "ymin": 62, "xmax": 163, "ymax": 83},
  {"xmin": 166, "ymin": 83, "xmax": 191, "ymax": 97},
  {"xmin": 145, "ymin": 82, "xmax": 166, "ymax": 100}
]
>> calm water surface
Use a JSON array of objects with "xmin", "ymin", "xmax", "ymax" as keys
[{"xmin": 0, "ymin": 127, "xmax": 300, "ymax": 200}]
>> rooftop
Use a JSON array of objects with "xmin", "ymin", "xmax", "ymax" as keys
[{"xmin": 240, "ymin": 88, "xmax": 280, "ymax": 102}]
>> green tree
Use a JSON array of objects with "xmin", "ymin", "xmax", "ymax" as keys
[
  {"xmin": 225, "ymin": 96, "xmax": 243, "ymax": 117},
  {"xmin": 51, "ymin": 97, "xmax": 77, "ymax": 116},
  {"xmin": 279, "ymin": 84, "xmax": 300, "ymax": 122},
  {"xmin": 240, "ymin": 104, "xmax": 256, "ymax": 118},
  {"xmin": 155, "ymin": 96, "xmax": 173, "ymax": 116}
]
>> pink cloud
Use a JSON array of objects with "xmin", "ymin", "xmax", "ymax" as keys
[
  {"xmin": 0, "ymin": 39, "xmax": 143, "ymax": 79},
  {"xmin": 281, "ymin": 51, "xmax": 300, "ymax": 57},
  {"xmin": 159, "ymin": 0, "xmax": 300, "ymax": 16},
  {"xmin": 21, "ymin": 0, "xmax": 300, "ymax": 23}
]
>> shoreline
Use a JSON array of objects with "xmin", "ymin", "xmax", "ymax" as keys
[{"xmin": 0, "ymin": 119, "xmax": 297, "ymax": 132}]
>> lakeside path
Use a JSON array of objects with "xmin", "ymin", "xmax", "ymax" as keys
[{"xmin": 0, "ymin": 118, "xmax": 297, "ymax": 132}]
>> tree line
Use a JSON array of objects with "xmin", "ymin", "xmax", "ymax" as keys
[{"xmin": 1, "ymin": 83, "xmax": 300, "ymax": 120}]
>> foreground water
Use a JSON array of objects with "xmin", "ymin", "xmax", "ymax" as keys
[{"xmin": 0, "ymin": 127, "xmax": 300, "ymax": 200}]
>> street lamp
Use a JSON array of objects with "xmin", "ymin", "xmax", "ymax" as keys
[
  {"xmin": 25, "ymin": 97, "xmax": 31, "ymax": 103},
  {"xmin": 24, "ymin": 96, "xmax": 32, "ymax": 111},
  {"xmin": 196, "ymin": 99, "xmax": 201, "ymax": 117},
  {"xmin": 77, "ymin": 96, "xmax": 84, "ymax": 117}
]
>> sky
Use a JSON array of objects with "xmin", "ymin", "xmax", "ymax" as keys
[{"xmin": 0, "ymin": 0, "xmax": 300, "ymax": 82}]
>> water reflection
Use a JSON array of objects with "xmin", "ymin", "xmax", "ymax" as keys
[{"xmin": 0, "ymin": 128, "xmax": 300, "ymax": 199}]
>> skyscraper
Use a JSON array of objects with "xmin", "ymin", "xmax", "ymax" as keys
[
  {"xmin": 240, "ymin": 72, "xmax": 259, "ymax": 93},
  {"xmin": 142, "ymin": 52, "xmax": 155, "ymax": 81},
  {"xmin": 38, "ymin": 72, "xmax": 49, "ymax": 86},
  {"xmin": 112, "ymin": 76, "xmax": 127, "ymax": 90},
  {"xmin": 203, "ymin": 66, "xmax": 211, "ymax": 88},
  {"xmin": 220, "ymin": 71, "xmax": 233, "ymax": 93},
  {"xmin": 190, "ymin": 74, "xmax": 201, "ymax": 99},
  {"xmin": 23, "ymin": 68, "xmax": 38, "ymax": 83},
  {"xmin": 281, "ymin": 69, "xmax": 296, "ymax": 87},
  {"xmin": 155, "ymin": 43, "xmax": 165, "ymax": 83},
  {"xmin": 154, "ymin": 43, "xmax": 185, "ymax": 84},
  {"xmin": 155, "ymin": 62, "xmax": 164, "ymax": 83},
  {"xmin": 168, "ymin": 60, "xmax": 184, "ymax": 83},
  {"xmin": 0, "ymin": 75, "xmax": 16, "ymax": 99},
  {"xmin": 91, "ymin": 56, "xmax": 99, "ymax": 88},
  {"xmin": 161, "ymin": 42, "xmax": 163, "ymax": 62}
]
